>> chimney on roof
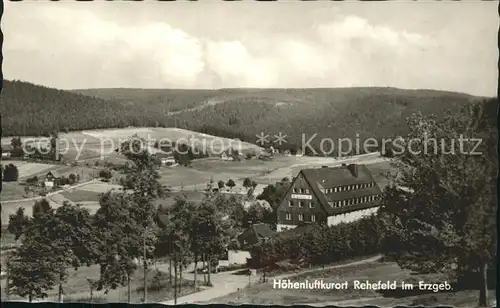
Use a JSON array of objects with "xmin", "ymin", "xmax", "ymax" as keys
[
  {"xmin": 347, "ymin": 164, "xmax": 359, "ymax": 177},
  {"xmin": 321, "ymin": 165, "xmax": 328, "ymax": 168},
  {"xmin": 341, "ymin": 163, "xmax": 347, "ymax": 167}
]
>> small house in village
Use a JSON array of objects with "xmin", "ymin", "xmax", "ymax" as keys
[
  {"xmin": 44, "ymin": 170, "xmax": 61, "ymax": 188},
  {"xmin": 220, "ymin": 148, "xmax": 242, "ymax": 161},
  {"xmin": 154, "ymin": 152, "xmax": 177, "ymax": 166},
  {"xmin": 237, "ymin": 223, "xmax": 277, "ymax": 249}
]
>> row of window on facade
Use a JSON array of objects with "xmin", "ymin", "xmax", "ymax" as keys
[
  {"xmin": 321, "ymin": 182, "xmax": 375, "ymax": 193},
  {"xmin": 292, "ymin": 187, "xmax": 310, "ymax": 194},
  {"xmin": 289, "ymin": 200, "xmax": 315, "ymax": 208},
  {"xmin": 285, "ymin": 212, "xmax": 316, "ymax": 222},
  {"xmin": 329, "ymin": 194, "xmax": 379, "ymax": 208}
]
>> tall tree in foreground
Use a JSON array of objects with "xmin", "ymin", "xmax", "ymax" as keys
[
  {"xmin": 377, "ymin": 99, "xmax": 497, "ymax": 307},
  {"xmin": 8, "ymin": 200, "xmax": 72, "ymax": 302},
  {"xmin": 7, "ymin": 207, "xmax": 30, "ymax": 243},
  {"xmin": 195, "ymin": 186, "xmax": 238, "ymax": 285},
  {"xmin": 119, "ymin": 135, "xmax": 165, "ymax": 303},
  {"xmin": 54, "ymin": 202, "xmax": 100, "ymax": 302},
  {"xmin": 156, "ymin": 197, "xmax": 194, "ymax": 304},
  {"xmin": 94, "ymin": 191, "xmax": 144, "ymax": 302}
]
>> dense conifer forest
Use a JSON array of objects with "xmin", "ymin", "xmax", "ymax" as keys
[{"xmin": 2, "ymin": 80, "xmax": 484, "ymax": 154}]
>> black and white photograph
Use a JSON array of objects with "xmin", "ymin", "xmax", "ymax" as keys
[{"xmin": 0, "ymin": 1, "xmax": 498, "ymax": 307}]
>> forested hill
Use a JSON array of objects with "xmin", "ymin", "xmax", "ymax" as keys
[
  {"xmin": 1, "ymin": 80, "xmax": 165, "ymax": 136},
  {"xmin": 74, "ymin": 87, "xmax": 481, "ymax": 152},
  {"xmin": 2, "ymin": 81, "xmax": 483, "ymax": 152}
]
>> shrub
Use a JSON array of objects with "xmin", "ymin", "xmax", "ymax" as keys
[
  {"xmin": 26, "ymin": 175, "xmax": 39, "ymax": 184},
  {"xmin": 249, "ymin": 216, "xmax": 380, "ymax": 271},
  {"xmin": 68, "ymin": 173, "xmax": 77, "ymax": 184},
  {"xmin": 3, "ymin": 163, "xmax": 19, "ymax": 181},
  {"xmin": 99, "ymin": 169, "xmax": 112, "ymax": 179}
]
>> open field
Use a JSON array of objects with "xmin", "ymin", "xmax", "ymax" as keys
[
  {"xmin": 0, "ymin": 263, "xmax": 202, "ymax": 303},
  {"xmin": 1, "ymin": 182, "xmax": 28, "ymax": 201},
  {"xmin": 1, "ymin": 163, "xmax": 103, "ymax": 202},
  {"xmin": 212, "ymin": 260, "xmax": 495, "ymax": 307},
  {"xmin": 156, "ymin": 191, "xmax": 206, "ymax": 208},
  {"xmin": 1, "ymin": 161, "xmax": 58, "ymax": 180},
  {"xmin": 2, "ymin": 127, "xmax": 263, "ymax": 162},
  {"xmin": 54, "ymin": 191, "xmax": 96, "ymax": 204},
  {"xmin": 1, "ymin": 199, "xmax": 61, "ymax": 225},
  {"xmin": 162, "ymin": 154, "xmax": 392, "ymax": 193},
  {"xmin": 75, "ymin": 182, "xmax": 123, "ymax": 193}
]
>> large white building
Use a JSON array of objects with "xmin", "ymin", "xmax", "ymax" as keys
[{"xmin": 275, "ymin": 164, "xmax": 382, "ymax": 232}]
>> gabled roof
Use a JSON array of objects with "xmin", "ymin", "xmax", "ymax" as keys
[
  {"xmin": 46, "ymin": 170, "xmax": 61, "ymax": 178},
  {"xmin": 250, "ymin": 223, "xmax": 276, "ymax": 239},
  {"xmin": 238, "ymin": 223, "xmax": 276, "ymax": 243},
  {"xmin": 301, "ymin": 164, "xmax": 375, "ymax": 187}
]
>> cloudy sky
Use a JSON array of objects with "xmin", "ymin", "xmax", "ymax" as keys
[{"xmin": 2, "ymin": 1, "xmax": 498, "ymax": 96}]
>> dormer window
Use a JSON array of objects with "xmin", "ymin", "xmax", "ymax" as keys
[{"xmin": 293, "ymin": 188, "xmax": 298, "ymax": 193}]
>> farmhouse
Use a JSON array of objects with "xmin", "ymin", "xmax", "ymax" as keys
[
  {"xmin": 237, "ymin": 223, "xmax": 276, "ymax": 249},
  {"xmin": 276, "ymin": 164, "xmax": 382, "ymax": 232},
  {"xmin": 44, "ymin": 170, "xmax": 61, "ymax": 188},
  {"xmin": 154, "ymin": 152, "xmax": 176, "ymax": 166},
  {"xmin": 220, "ymin": 148, "xmax": 242, "ymax": 161}
]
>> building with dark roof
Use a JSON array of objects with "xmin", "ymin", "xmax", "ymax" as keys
[
  {"xmin": 276, "ymin": 164, "xmax": 382, "ymax": 232},
  {"xmin": 44, "ymin": 170, "xmax": 62, "ymax": 188},
  {"xmin": 237, "ymin": 223, "xmax": 276, "ymax": 248}
]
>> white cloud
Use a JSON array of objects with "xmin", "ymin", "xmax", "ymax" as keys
[{"xmin": 317, "ymin": 15, "xmax": 429, "ymax": 47}]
